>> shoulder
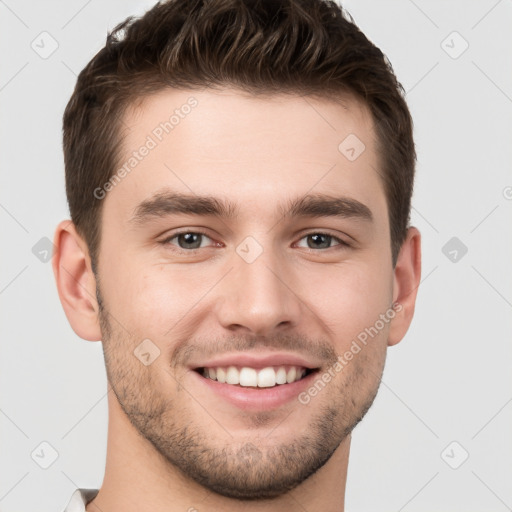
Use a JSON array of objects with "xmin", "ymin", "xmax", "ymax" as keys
[{"xmin": 62, "ymin": 488, "xmax": 99, "ymax": 512}]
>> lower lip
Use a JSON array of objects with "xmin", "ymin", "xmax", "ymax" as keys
[{"xmin": 191, "ymin": 370, "xmax": 319, "ymax": 411}]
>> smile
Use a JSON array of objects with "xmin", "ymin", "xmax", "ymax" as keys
[{"xmin": 197, "ymin": 365, "xmax": 314, "ymax": 388}]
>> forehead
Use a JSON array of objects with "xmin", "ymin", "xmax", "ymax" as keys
[{"xmin": 107, "ymin": 87, "xmax": 386, "ymax": 224}]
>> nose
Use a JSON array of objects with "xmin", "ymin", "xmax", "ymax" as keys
[{"xmin": 214, "ymin": 242, "xmax": 304, "ymax": 337}]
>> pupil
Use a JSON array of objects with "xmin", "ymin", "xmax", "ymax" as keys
[
  {"xmin": 180, "ymin": 233, "xmax": 201, "ymax": 249},
  {"xmin": 309, "ymin": 234, "xmax": 330, "ymax": 249}
]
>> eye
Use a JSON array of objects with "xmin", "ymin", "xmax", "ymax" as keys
[
  {"xmin": 162, "ymin": 231, "xmax": 215, "ymax": 251},
  {"xmin": 160, "ymin": 230, "xmax": 350, "ymax": 252},
  {"xmin": 295, "ymin": 232, "xmax": 348, "ymax": 250}
]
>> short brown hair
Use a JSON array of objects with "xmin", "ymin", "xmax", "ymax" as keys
[{"xmin": 63, "ymin": 0, "xmax": 416, "ymax": 269}]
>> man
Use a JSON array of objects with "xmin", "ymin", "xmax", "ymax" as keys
[{"xmin": 53, "ymin": 0, "xmax": 421, "ymax": 510}]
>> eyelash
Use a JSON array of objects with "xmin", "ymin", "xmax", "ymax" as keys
[{"xmin": 160, "ymin": 230, "xmax": 350, "ymax": 253}]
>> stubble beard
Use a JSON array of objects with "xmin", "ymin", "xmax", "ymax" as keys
[{"xmin": 97, "ymin": 292, "xmax": 385, "ymax": 500}]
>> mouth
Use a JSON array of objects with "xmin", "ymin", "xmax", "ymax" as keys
[
  {"xmin": 195, "ymin": 365, "xmax": 317, "ymax": 388},
  {"xmin": 189, "ymin": 353, "xmax": 322, "ymax": 411},
  {"xmin": 188, "ymin": 352, "xmax": 323, "ymax": 410}
]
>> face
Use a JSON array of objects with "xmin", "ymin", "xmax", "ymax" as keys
[{"xmin": 95, "ymin": 88, "xmax": 395, "ymax": 499}]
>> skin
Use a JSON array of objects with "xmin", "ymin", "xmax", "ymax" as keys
[{"xmin": 53, "ymin": 88, "xmax": 421, "ymax": 512}]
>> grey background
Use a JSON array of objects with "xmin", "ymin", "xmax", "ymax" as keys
[{"xmin": 1, "ymin": 1, "xmax": 511, "ymax": 511}]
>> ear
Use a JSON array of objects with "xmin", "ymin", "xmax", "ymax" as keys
[
  {"xmin": 52, "ymin": 220, "xmax": 102, "ymax": 341},
  {"xmin": 388, "ymin": 227, "xmax": 421, "ymax": 347}
]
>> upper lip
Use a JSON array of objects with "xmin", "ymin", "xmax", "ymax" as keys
[{"xmin": 190, "ymin": 352, "xmax": 321, "ymax": 371}]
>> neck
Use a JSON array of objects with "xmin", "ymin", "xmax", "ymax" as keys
[{"xmin": 87, "ymin": 392, "xmax": 350, "ymax": 512}]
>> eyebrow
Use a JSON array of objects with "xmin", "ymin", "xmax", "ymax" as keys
[{"xmin": 130, "ymin": 190, "xmax": 373, "ymax": 225}]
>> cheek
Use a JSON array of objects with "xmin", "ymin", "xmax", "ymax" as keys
[
  {"xmin": 312, "ymin": 261, "xmax": 393, "ymax": 346},
  {"xmin": 101, "ymin": 245, "xmax": 393, "ymax": 345},
  {"xmin": 99, "ymin": 253, "xmax": 167, "ymax": 329},
  {"xmin": 105, "ymin": 260, "xmax": 210, "ymax": 337}
]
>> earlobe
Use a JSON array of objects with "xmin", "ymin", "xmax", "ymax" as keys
[
  {"xmin": 52, "ymin": 220, "xmax": 102, "ymax": 341},
  {"xmin": 388, "ymin": 227, "xmax": 422, "ymax": 347}
]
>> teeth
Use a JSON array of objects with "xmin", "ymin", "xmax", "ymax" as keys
[
  {"xmin": 239, "ymin": 367, "xmax": 257, "ymax": 387},
  {"xmin": 202, "ymin": 365, "xmax": 308, "ymax": 387},
  {"xmin": 226, "ymin": 366, "xmax": 240, "ymax": 385},
  {"xmin": 257, "ymin": 367, "xmax": 276, "ymax": 388},
  {"xmin": 276, "ymin": 367, "xmax": 287, "ymax": 385},
  {"xmin": 216, "ymin": 367, "xmax": 226, "ymax": 383},
  {"xmin": 286, "ymin": 367, "xmax": 297, "ymax": 384}
]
